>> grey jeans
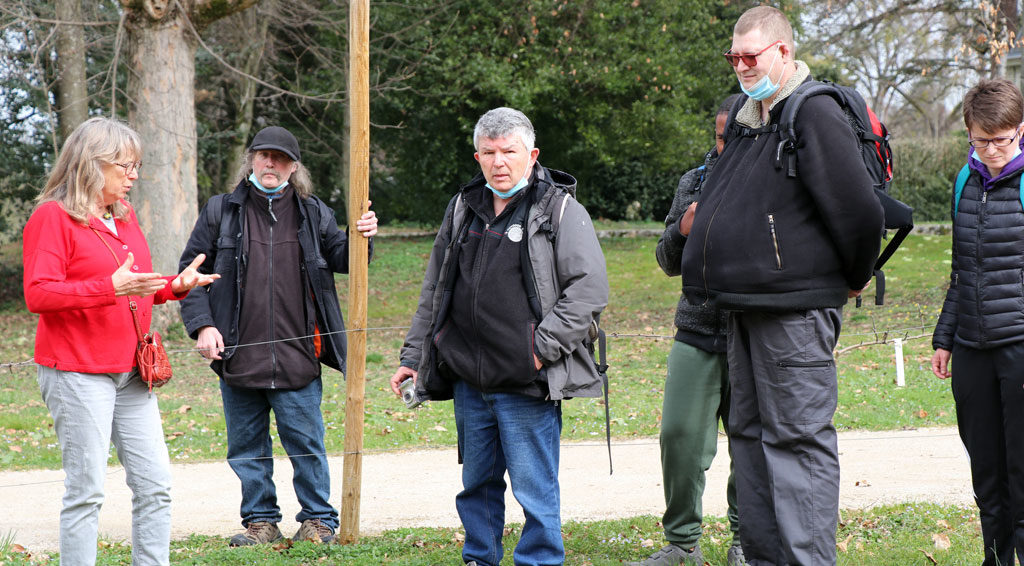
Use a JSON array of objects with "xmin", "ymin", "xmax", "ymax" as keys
[
  {"xmin": 37, "ymin": 366, "xmax": 171, "ymax": 566},
  {"xmin": 727, "ymin": 308, "xmax": 841, "ymax": 566}
]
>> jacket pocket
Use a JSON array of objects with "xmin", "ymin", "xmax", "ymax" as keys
[
  {"xmin": 766, "ymin": 213, "xmax": 783, "ymax": 270},
  {"xmin": 213, "ymin": 235, "xmax": 238, "ymax": 274},
  {"xmin": 476, "ymin": 320, "xmax": 541, "ymax": 390},
  {"xmin": 314, "ymin": 258, "xmax": 334, "ymax": 290}
]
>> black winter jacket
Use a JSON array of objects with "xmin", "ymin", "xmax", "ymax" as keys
[
  {"xmin": 655, "ymin": 149, "xmax": 728, "ymax": 352},
  {"xmin": 178, "ymin": 181, "xmax": 368, "ymax": 385},
  {"xmin": 933, "ymin": 161, "xmax": 1024, "ymax": 351},
  {"xmin": 400, "ymin": 163, "xmax": 609, "ymax": 402},
  {"xmin": 680, "ymin": 65, "xmax": 884, "ymax": 311}
]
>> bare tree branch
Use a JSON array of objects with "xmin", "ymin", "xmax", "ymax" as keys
[{"xmin": 172, "ymin": 0, "xmax": 347, "ymax": 103}]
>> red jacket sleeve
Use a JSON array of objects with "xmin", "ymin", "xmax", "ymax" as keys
[{"xmin": 23, "ymin": 203, "xmax": 117, "ymax": 314}]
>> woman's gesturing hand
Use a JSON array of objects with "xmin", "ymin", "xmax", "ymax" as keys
[
  {"xmin": 111, "ymin": 252, "xmax": 168, "ymax": 297},
  {"xmin": 171, "ymin": 254, "xmax": 221, "ymax": 294}
]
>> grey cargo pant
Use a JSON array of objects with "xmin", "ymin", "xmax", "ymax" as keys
[{"xmin": 727, "ymin": 308, "xmax": 842, "ymax": 566}]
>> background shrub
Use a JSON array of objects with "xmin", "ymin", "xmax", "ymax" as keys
[
  {"xmin": 890, "ymin": 135, "xmax": 966, "ymax": 223},
  {"xmin": 576, "ymin": 161, "xmax": 680, "ymax": 221}
]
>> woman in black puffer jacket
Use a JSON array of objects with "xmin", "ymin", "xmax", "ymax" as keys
[{"xmin": 931, "ymin": 78, "xmax": 1024, "ymax": 566}]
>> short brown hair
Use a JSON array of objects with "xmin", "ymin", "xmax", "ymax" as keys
[
  {"xmin": 735, "ymin": 6, "xmax": 794, "ymax": 51},
  {"xmin": 963, "ymin": 78, "xmax": 1024, "ymax": 133}
]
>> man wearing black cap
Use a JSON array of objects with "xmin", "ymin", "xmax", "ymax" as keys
[{"xmin": 178, "ymin": 126, "xmax": 378, "ymax": 546}]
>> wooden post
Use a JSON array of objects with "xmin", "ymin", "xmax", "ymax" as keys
[{"xmin": 339, "ymin": 0, "xmax": 370, "ymax": 545}]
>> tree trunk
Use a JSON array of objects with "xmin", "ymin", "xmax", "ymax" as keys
[
  {"xmin": 55, "ymin": 0, "xmax": 88, "ymax": 141},
  {"xmin": 123, "ymin": 2, "xmax": 199, "ymax": 280}
]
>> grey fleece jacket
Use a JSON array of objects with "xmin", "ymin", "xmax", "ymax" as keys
[
  {"xmin": 655, "ymin": 149, "xmax": 729, "ymax": 353},
  {"xmin": 399, "ymin": 163, "xmax": 609, "ymax": 401}
]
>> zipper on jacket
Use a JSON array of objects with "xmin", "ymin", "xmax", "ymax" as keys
[
  {"xmin": 976, "ymin": 188, "xmax": 985, "ymax": 343},
  {"xmin": 470, "ymin": 220, "xmax": 491, "ymax": 381},
  {"xmin": 268, "ymin": 197, "xmax": 278, "ymax": 388},
  {"xmin": 777, "ymin": 359, "xmax": 832, "ymax": 368},
  {"xmin": 767, "ymin": 213, "xmax": 783, "ymax": 270}
]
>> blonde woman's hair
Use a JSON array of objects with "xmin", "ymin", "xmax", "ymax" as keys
[
  {"xmin": 36, "ymin": 116, "xmax": 141, "ymax": 224},
  {"xmin": 231, "ymin": 150, "xmax": 314, "ymax": 198}
]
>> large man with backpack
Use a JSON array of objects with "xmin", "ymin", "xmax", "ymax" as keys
[
  {"xmin": 390, "ymin": 107, "xmax": 608, "ymax": 566},
  {"xmin": 680, "ymin": 6, "xmax": 884, "ymax": 565}
]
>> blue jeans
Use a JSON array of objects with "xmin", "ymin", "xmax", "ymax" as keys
[
  {"xmin": 453, "ymin": 380, "xmax": 563, "ymax": 566},
  {"xmin": 219, "ymin": 377, "xmax": 338, "ymax": 529}
]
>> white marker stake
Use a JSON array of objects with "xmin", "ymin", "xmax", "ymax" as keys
[{"xmin": 894, "ymin": 338, "xmax": 906, "ymax": 387}]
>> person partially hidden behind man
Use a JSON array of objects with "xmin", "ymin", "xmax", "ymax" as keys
[{"xmin": 629, "ymin": 94, "xmax": 746, "ymax": 566}]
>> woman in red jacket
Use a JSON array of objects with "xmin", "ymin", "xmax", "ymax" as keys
[{"xmin": 22, "ymin": 117, "xmax": 217, "ymax": 566}]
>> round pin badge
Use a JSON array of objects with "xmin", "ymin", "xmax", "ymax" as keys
[{"xmin": 507, "ymin": 223, "xmax": 524, "ymax": 242}]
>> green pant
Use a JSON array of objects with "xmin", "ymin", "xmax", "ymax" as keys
[{"xmin": 660, "ymin": 340, "xmax": 739, "ymax": 547}]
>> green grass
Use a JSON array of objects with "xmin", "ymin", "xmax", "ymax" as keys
[
  {"xmin": 0, "ymin": 232, "xmax": 982, "ymax": 563},
  {"xmin": 0, "ymin": 504, "xmax": 984, "ymax": 564},
  {"xmin": 0, "ymin": 232, "xmax": 955, "ymax": 469}
]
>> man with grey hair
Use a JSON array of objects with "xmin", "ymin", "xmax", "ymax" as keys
[
  {"xmin": 390, "ymin": 107, "xmax": 608, "ymax": 566},
  {"xmin": 179, "ymin": 126, "xmax": 378, "ymax": 547}
]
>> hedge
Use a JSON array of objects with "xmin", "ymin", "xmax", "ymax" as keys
[{"xmin": 890, "ymin": 135, "xmax": 967, "ymax": 223}]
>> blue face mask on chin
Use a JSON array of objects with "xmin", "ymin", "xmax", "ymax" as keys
[
  {"xmin": 486, "ymin": 171, "xmax": 530, "ymax": 199},
  {"xmin": 739, "ymin": 48, "xmax": 782, "ymax": 101},
  {"xmin": 249, "ymin": 172, "xmax": 289, "ymax": 195}
]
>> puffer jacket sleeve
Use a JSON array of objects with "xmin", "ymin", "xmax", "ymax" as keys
[
  {"xmin": 656, "ymin": 165, "xmax": 703, "ymax": 277},
  {"xmin": 534, "ymin": 197, "xmax": 609, "ymax": 364},
  {"xmin": 399, "ymin": 194, "xmax": 460, "ymax": 369},
  {"xmin": 933, "ymin": 179, "xmax": 961, "ymax": 350},
  {"xmin": 933, "ymin": 252, "xmax": 959, "ymax": 350}
]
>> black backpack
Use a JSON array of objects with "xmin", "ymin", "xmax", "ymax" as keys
[{"xmin": 725, "ymin": 80, "xmax": 914, "ymax": 306}]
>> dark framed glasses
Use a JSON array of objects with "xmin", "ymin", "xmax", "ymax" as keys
[
  {"xmin": 113, "ymin": 161, "xmax": 143, "ymax": 175},
  {"xmin": 723, "ymin": 40, "xmax": 782, "ymax": 68},
  {"xmin": 968, "ymin": 129, "xmax": 1020, "ymax": 149}
]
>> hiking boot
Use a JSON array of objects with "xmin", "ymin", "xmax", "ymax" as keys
[
  {"xmin": 229, "ymin": 521, "xmax": 283, "ymax": 546},
  {"xmin": 294, "ymin": 518, "xmax": 335, "ymax": 543},
  {"xmin": 627, "ymin": 543, "xmax": 704, "ymax": 565},
  {"xmin": 727, "ymin": 544, "xmax": 747, "ymax": 566}
]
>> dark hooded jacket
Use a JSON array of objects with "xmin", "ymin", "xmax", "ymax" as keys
[
  {"xmin": 178, "ymin": 180, "xmax": 370, "ymax": 388},
  {"xmin": 399, "ymin": 162, "xmax": 609, "ymax": 401}
]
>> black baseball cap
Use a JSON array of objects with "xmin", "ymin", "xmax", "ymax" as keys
[{"xmin": 250, "ymin": 126, "xmax": 300, "ymax": 162}]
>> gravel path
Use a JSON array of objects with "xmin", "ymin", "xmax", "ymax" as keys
[{"xmin": 0, "ymin": 426, "xmax": 970, "ymax": 552}]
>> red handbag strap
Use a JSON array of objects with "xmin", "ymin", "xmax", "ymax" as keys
[{"xmin": 91, "ymin": 227, "xmax": 146, "ymax": 342}]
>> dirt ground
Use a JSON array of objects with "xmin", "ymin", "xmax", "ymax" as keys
[{"xmin": 0, "ymin": 426, "xmax": 971, "ymax": 553}]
